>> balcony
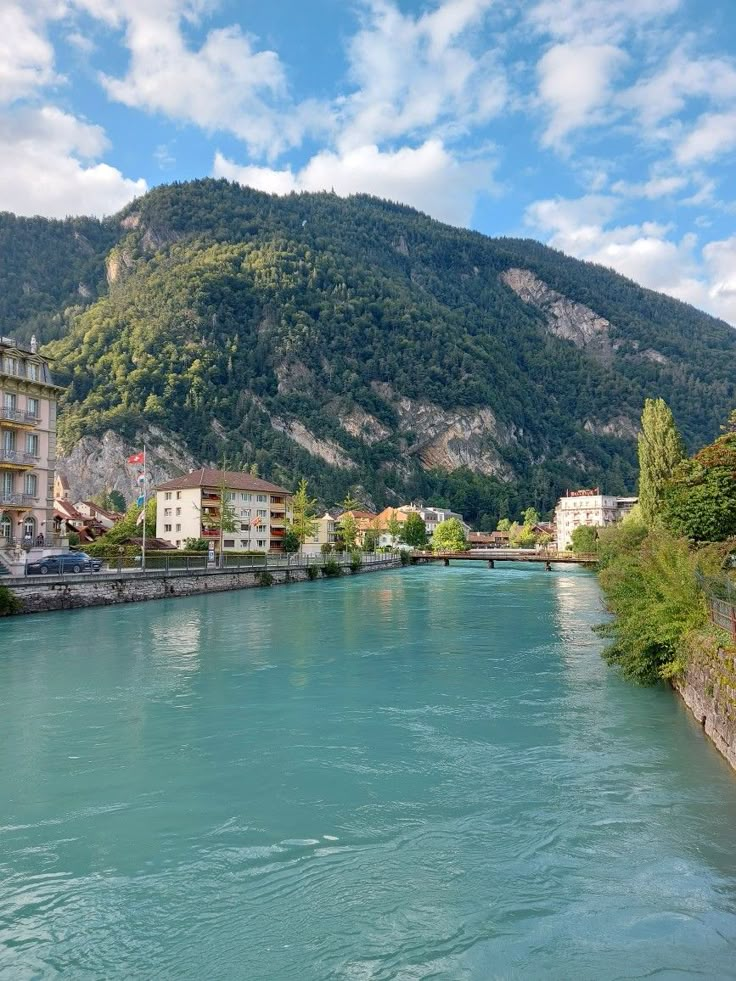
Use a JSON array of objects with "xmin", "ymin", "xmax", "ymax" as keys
[
  {"xmin": 270, "ymin": 527, "xmax": 285, "ymax": 538},
  {"xmin": 0, "ymin": 492, "xmax": 35, "ymax": 510},
  {"xmin": 270, "ymin": 517, "xmax": 286, "ymax": 528},
  {"xmin": 0, "ymin": 448, "xmax": 36, "ymax": 470},
  {"xmin": 0, "ymin": 406, "xmax": 39, "ymax": 429}
]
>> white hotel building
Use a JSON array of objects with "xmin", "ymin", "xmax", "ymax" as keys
[
  {"xmin": 555, "ymin": 488, "xmax": 638, "ymax": 551},
  {"xmin": 156, "ymin": 469, "xmax": 292, "ymax": 552}
]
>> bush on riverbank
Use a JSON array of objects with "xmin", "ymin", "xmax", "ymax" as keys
[
  {"xmin": 596, "ymin": 522, "xmax": 721, "ymax": 684},
  {"xmin": 0, "ymin": 584, "xmax": 20, "ymax": 616},
  {"xmin": 322, "ymin": 559, "xmax": 342, "ymax": 577}
]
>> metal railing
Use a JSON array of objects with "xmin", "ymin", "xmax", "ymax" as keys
[
  {"xmin": 0, "ymin": 492, "xmax": 36, "ymax": 507},
  {"xmin": 0, "ymin": 448, "xmax": 37, "ymax": 466},
  {"xmin": 0, "ymin": 406, "xmax": 39, "ymax": 425},
  {"xmin": 697, "ymin": 572, "xmax": 736, "ymax": 641}
]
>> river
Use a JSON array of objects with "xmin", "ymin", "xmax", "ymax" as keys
[{"xmin": 1, "ymin": 565, "xmax": 736, "ymax": 979}]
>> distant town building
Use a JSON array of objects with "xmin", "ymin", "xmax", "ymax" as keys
[
  {"xmin": 555, "ymin": 488, "xmax": 638, "ymax": 551},
  {"xmin": 0, "ymin": 335, "xmax": 63, "ymax": 563},
  {"xmin": 155, "ymin": 469, "xmax": 292, "ymax": 552},
  {"xmin": 373, "ymin": 503, "xmax": 470, "ymax": 547},
  {"xmin": 468, "ymin": 530, "xmax": 510, "ymax": 548},
  {"xmin": 304, "ymin": 510, "xmax": 341, "ymax": 553},
  {"xmin": 74, "ymin": 501, "xmax": 123, "ymax": 531}
]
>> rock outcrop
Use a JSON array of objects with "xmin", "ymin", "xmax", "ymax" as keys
[
  {"xmin": 372, "ymin": 383, "xmax": 514, "ymax": 479},
  {"xmin": 501, "ymin": 267, "xmax": 613, "ymax": 360},
  {"xmin": 339, "ymin": 407, "xmax": 391, "ymax": 445},
  {"xmin": 270, "ymin": 418, "xmax": 357, "ymax": 470},
  {"xmin": 56, "ymin": 428, "xmax": 198, "ymax": 504},
  {"xmin": 583, "ymin": 416, "xmax": 639, "ymax": 440}
]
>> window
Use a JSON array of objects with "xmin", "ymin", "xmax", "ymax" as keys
[
  {"xmin": 23, "ymin": 473, "xmax": 37, "ymax": 497},
  {"xmin": 240, "ymin": 522, "xmax": 250, "ymax": 532},
  {"xmin": 227, "ymin": 492, "xmax": 236, "ymax": 502},
  {"xmin": 176, "ymin": 491, "xmax": 181, "ymax": 500},
  {"xmin": 26, "ymin": 397, "xmax": 38, "ymax": 418},
  {"xmin": 165, "ymin": 492, "xmax": 172, "ymax": 501},
  {"xmin": 241, "ymin": 492, "xmax": 251, "ymax": 502},
  {"xmin": 25, "ymin": 434, "xmax": 39, "ymax": 457},
  {"xmin": 257, "ymin": 509, "xmax": 267, "ymax": 518},
  {"xmin": 0, "ymin": 514, "xmax": 10, "ymax": 539},
  {"xmin": 1, "ymin": 473, "xmax": 12, "ymax": 497},
  {"xmin": 257, "ymin": 539, "xmax": 266, "ymax": 548},
  {"xmin": 164, "ymin": 508, "xmax": 172, "ymax": 516},
  {"xmin": 176, "ymin": 507, "xmax": 181, "ymax": 516},
  {"xmin": 22, "ymin": 516, "xmax": 36, "ymax": 539},
  {"xmin": 3, "ymin": 392, "xmax": 16, "ymax": 411},
  {"xmin": 224, "ymin": 539, "xmax": 235, "ymax": 548},
  {"xmin": 26, "ymin": 362, "xmax": 38, "ymax": 381},
  {"xmin": 175, "ymin": 523, "xmax": 181, "ymax": 532},
  {"xmin": 164, "ymin": 524, "xmax": 172, "ymax": 532},
  {"xmin": 2, "ymin": 357, "xmax": 17, "ymax": 375}
]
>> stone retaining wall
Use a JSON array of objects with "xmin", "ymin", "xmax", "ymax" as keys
[
  {"xmin": 673, "ymin": 645, "xmax": 736, "ymax": 772},
  {"xmin": 4, "ymin": 558, "xmax": 402, "ymax": 616}
]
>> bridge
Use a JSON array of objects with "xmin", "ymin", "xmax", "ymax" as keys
[{"xmin": 411, "ymin": 549, "xmax": 599, "ymax": 571}]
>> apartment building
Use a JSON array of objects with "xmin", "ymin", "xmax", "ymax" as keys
[
  {"xmin": 303, "ymin": 511, "xmax": 341, "ymax": 553},
  {"xmin": 0, "ymin": 336, "xmax": 62, "ymax": 562},
  {"xmin": 555, "ymin": 488, "xmax": 638, "ymax": 551},
  {"xmin": 155, "ymin": 469, "xmax": 292, "ymax": 552}
]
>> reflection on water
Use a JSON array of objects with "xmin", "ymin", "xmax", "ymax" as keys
[{"xmin": 1, "ymin": 568, "xmax": 736, "ymax": 980}]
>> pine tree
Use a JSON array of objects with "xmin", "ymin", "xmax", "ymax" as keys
[{"xmin": 638, "ymin": 399, "xmax": 685, "ymax": 527}]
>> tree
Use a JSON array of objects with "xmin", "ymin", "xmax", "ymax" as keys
[
  {"xmin": 522, "ymin": 507, "xmax": 539, "ymax": 528},
  {"xmin": 638, "ymin": 399, "xmax": 685, "ymax": 527},
  {"xmin": 432, "ymin": 517, "xmax": 466, "ymax": 552},
  {"xmin": 338, "ymin": 493, "xmax": 360, "ymax": 550},
  {"xmin": 570, "ymin": 525, "xmax": 599, "ymax": 553},
  {"xmin": 282, "ymin": 529, "xmax": 300, "ymax": 554},
  {"xmin": 497, "ymin": 518, "xmax": 511, "ymax": 532},
  {"xmin": 662, "ymin": 425, "xmax": 736, "ymax": 541},
  {"xmin": 402, "ymin": 512, "xmax": 427, "ymax": 548},
  {"xmin": 362, "ymin": 527, "xmax": 379, "ymax": 552},
  {"xmin": 199, "ymin": 471, "xmax": 237, "ymax": 565},
  {"xmin": 93, "ymin": 488, "xmax": 126, "ymax": 513},
  {"xmin": 386, "ymin": 510, "xmax": 402, "ymax": 546},
  {"xmin": 97, "ymin": 498, "xmax": 156, "ymax": 545},
  {"xmin": 290, "ymin": 478, "xmax": 318, "ymax": 550}
]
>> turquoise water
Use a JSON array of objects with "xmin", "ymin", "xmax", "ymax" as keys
[{"xmin": 1, "ymin": 566, "xmax": 736, "ymax": 980}]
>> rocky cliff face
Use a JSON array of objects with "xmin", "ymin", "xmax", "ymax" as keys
[
  {"xmin": 372, "ymin": 383, "xmax": 515, "ymax": 479},
  {"xmin": 56, "ymin": 428, "xmax": 198, "ymax": 504},
  {"xmin": 501, "ymin": 267, "xmax": 613, "ymax": 361}
]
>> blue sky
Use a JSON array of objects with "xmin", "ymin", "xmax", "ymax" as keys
[{"xmin": 3, "ymin": 0, "xmax": 736, "ymax": 323}]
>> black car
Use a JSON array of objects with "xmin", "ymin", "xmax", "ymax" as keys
[
  {"xmin": 26, "ymin": 553, "xmax": 94, "ymax": 575},
  {"xmin": 74, "ymin": 552, "xmax": 103, "ymax": 572}
]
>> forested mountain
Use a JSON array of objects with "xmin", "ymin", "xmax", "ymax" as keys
[{"xmin": 3, "ymin": 180, "xmax": 735, "ymax": 525}]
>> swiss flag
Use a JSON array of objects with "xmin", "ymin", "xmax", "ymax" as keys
[{"xmin": 127, "ymin": 451, "xmax": 144, "ymax": 464}]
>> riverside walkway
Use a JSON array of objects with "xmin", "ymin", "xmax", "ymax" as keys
[{"xmin": 412, "ymin": 549, "xmax": 599, "ymax": 570}]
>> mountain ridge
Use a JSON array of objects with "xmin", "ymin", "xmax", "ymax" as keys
[{"xmin": 2, "ymin": 179, "xmax": 734, "ymax": 525}]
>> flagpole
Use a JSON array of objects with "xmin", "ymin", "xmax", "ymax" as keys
[{"xmin": 142, "ymin": 442, "xmax": 147, "ymax": 573}]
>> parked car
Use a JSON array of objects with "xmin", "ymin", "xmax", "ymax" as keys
[
  {"xmin": 26, "ymin": 553, "xmax": 94, "ymax": 575},
  {"xmin": 73, "ymin": 551, "xmax": 103, "ymax": 572}
]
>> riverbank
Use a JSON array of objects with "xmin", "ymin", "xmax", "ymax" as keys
[
  {"xmin": 2, "ymin": 554, "xmax": 402, "ymax": 616},
  {"xmin": 672, "ymin": 643, "xmax": 736, "ymax": 771}
]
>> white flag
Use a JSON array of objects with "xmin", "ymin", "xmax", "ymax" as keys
[{"xmin": 136, "ymin": 509, "xmax": 145, "ymax": 526}]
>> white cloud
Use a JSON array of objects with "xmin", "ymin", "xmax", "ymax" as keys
[
  {"xmin": 0, "ymin": 3, "xmax": 61, "ymax": 105},
  {"xmin": 214, "ymin": 139, "xmax": 494, "ymax": 226},
  {"xmin": 526, "ymin": 194, "xmax": 736, "ymax": 324},
  {"xmin": 528, "ymin": 0, "xmax": 681, "ymax": 45},
  {"xmin": 611, "ymin": 175, "xmax": 688, "ymax": 198},
  {"xmin": 0, "ymin": 106, "xmax": 146, "ymax": 217},
  {"xmin": 339, "ymin": 0, "xmax": 505, "ymax": 151},
  {"xmin": 537, "ymin": 42, "xmax": 627, "ymax": 146},
  {"xmin": 675, "ymin": 110, "xmax": 736, "ymax": 165}
]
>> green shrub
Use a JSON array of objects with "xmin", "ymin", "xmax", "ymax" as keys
[
  {"xmin": 320, "ymin": 543, "xmax": 333, "ymax": 555},
  {"xmin": 596, "ymin": 528, "xmax": 719, "ymax": 683},
  {"xmin": 322, "ymin": 559, "xmax": 342, "ymax": 577},
  {"xmin": 256, "ymin": 571, "xmax": 274, "ymax": 586},
  {"xmin": 306, "ymin": 565, "xmax": 319, "ymax": 580},
  {"xmin": 349, "ymin": 552, "xmax": 363, "ymax": 573},
  {"xmin": 0, "ymin": 584, "xmax": 20, "ymax": 616},
  {"xmin": 400, "ymin": 549, "xmax": 410, "ymax": 566},
  {"xmin": 185, "ymin": 538, "xmax": 209, "ymax": 551}
]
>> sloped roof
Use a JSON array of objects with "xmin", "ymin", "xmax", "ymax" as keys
[{"xmin": 156, "ymin": 468, "xmax": 290, "ymax": 495}]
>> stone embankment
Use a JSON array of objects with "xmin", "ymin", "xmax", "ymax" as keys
[
  {"xmin": 673, "ymin": 646, "xmax": 736, "ymax": 772},
  {"xmin": 4, "ymin": 556, "xmax": 402, "ymax": 616}
]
